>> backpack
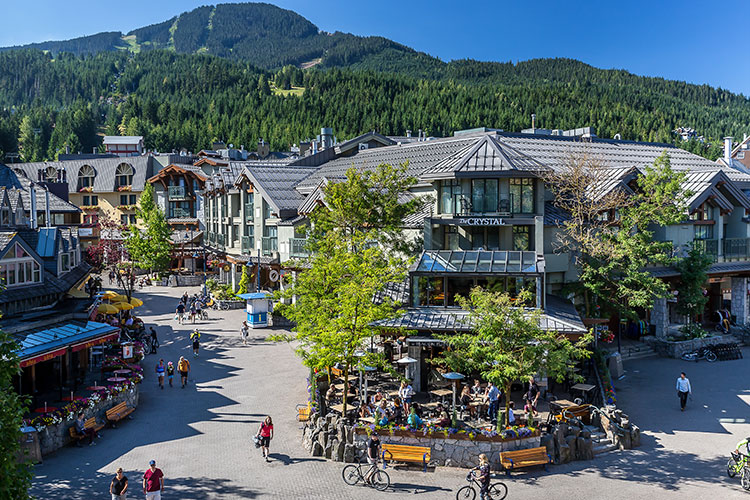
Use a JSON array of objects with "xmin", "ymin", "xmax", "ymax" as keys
[{"xmin": 178, "ymin": 359, "xmax": 188, "ymax": 372}]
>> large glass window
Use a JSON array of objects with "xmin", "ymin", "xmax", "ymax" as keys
[
  {"xmin": 510, "ymin": 178, "xmax": 535, "ymax": 214},
  {"xmin": 0, "ymin": 243, "xmax": 42, "ymax": 286},
  {"xmin": 115, "ymin": 163, "xmax": 134, "ymax": 187},
  {"xmin": 694, "ymin": 225, "xmax": 713, "ymax": 240},
  {"xmin": 78, "ymin": 165, "xmax": 95, "ymax": 188},
  {"xmin": 444, "ymin": 226, "xmax": 459, "ymax": 250},
  {"xmin": 513, "ymin": 226, "xmax": 532, "ymax": 251},
  {"xmin": 414, "ymin": 276, "xmax": 445, "ymax": 306},
  {"xmin": 440, "ymin": 180, "xmax": 463, "ymax": 214},
  {"xmin": 471, "ymin": 179, "xmax": 498, "ymax": 213},
  {"xmin": 447, "ymin": 277, "xmax": 474, "ymax": 306}
]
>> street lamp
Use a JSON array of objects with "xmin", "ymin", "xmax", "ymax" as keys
[
  {"xmin": 396, "ymin": 356, "xmax": 417, "ymax": 383},
  {"xmin": 362, "ymin": 365, "xmax": 377, "ymax": 406},
  {"xmin": 442, "ymin": 372, "xmax": 465, "ymax": 420}
]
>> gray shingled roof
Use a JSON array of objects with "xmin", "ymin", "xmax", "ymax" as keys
[
  {"xmin": 295, "ymin": 135, "xmax": 480, "ymax": 193},
  {"xmin": 0, "ymin": 165, "xmax": 80, "ymax": 213},
  {"xmin": 235, "ymin": 164, "xmax": 318, "ymax": 218},
  {"xmin": 12, "ymin": 156, "xmax": 154, "ymax": 193}
]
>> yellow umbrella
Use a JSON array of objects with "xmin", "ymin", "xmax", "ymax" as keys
[
  {"xmin": 129, "ymin": 297, "xmax": 144, "ymax": 307},
  {"xmin": 97, "ymin": 303, "xmax": 119, "ymax": 314},
  {"xmin": 110, "ymin": 294, "xmax": 128, "ymax": 303},
  {"xmin": 102, "ymin": 291, "xmax": 119, "ymax": 299},
  {"xmin": 115, "ymin": 301, "xmax": 134, "ymax": 311}
]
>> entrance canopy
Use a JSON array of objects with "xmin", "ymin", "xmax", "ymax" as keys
[
  {"xmin": 413, "ymin": 250, "xmax": 543, "ymax": 275},
  {"xmin": 15, "ymin": 321, "xmax": 119, "ymax": 368}
]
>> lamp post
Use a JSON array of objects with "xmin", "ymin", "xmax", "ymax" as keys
[
  {"xmin": 442, "ymin": 372, "xmax": 465, "ymax": 420},
  {"xmin": 362, "ymin": 365, "xmax": 377, "ymax": 405},
  {"xmin": 396, "ymin": 356, "xmax": 418, "ymax": 383},
  {"xmin": 354, "ymin": 349, "xmax": 366, "ymax": 404}
]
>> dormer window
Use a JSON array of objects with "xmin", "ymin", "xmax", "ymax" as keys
[
  {"xmin": 45, "ymin": 166, "xmax": 58, "ymax": 183},
  {"xmin": 0, "ymin": 242, "xmax": 42, "ymax": 286},
  {"xmin": 78, "ymin": 165, "xmax": 95, "ymax": 189},
  {"xmin": 115, "ymin": 163, "xmax": 134, "ymax": 187}
]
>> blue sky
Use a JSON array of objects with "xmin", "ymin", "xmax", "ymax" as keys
[{"xmin": 2, "ymin": 0, "xmax": 746, "ymax": 94}]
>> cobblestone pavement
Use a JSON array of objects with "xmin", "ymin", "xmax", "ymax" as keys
[{"xmin": 30, "ymin": 285, "xmax": 750, "ymax": 498}]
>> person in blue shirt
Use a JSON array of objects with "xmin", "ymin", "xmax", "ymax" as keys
[
  {"xmin": 485, "ymin": 381, "xmax": 500, "ymax": 422},
  {"xmin": 676, "ymin": 372, "xmax": 691, "ymax": 411},
  {"xmin": 407, "ymin": 407, "xmax": 423, "ymax": 428}
]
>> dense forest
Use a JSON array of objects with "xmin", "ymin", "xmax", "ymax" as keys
[{"xmin": 0, "ymin": 48, "xmax": 745, "ymax": 162}]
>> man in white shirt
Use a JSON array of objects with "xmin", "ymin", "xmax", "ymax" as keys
[{"xmin": 676, "ymin": 372, "xmax": 691, "ymax": 411}]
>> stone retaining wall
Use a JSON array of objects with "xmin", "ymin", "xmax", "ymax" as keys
[
  {"xmin": 645, "ymin": 333, "xmax": 737, "ymax": 358},
  {"xmin": 38, "ymin": 385, "xmax": 140, "ymax": 456}
]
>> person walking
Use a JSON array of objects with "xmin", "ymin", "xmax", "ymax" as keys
[
  {"xmin": 142, "ymin": 460, "xmax": 164, "ymax": 500},
  {"xmin": 175, "ymin": 302, "xmax": 185, "ymax": 325},
  {"xmin": 149, "ymin": 327, "xmax": 159, "ymax": 354},
  {"xmin": 241, "ymin": 321, "xmax": 249, "ymax": 346},
  {"xmin": 470, "ymin": 453, "xmax": 491, "ymax": 500},
  {"xmin": 257, "ymin": 416, "xmax": 274, "ymax": 462},
  {"xmin": 676, "ymin": 371, "xmax": 692, "ymax": 411},
  {"xmin": 166, "ymin": 361, "xmax": 175, "ymax": 388},
  {"xmin": 155, "ymin": 359, "xmax": 165, "ymax": 390},
  {"xmin": 525, "ymin": 377, "xmax": 540, "ymax": 417},
  {"xmin": 190, "ymin": 329, "xmax": 201, "ymax": 357},
  {"xmin": 485, "ymin": 381, "xmax": 500, "ymax": 422},
  {"xmin": 189, "ymin": 302, "xmax": 197, "ymax": 324},
  {"xmin": 399, "ymin": 380, "xmax": 414, "ymax": 414},
  {"xmin": 178, "ymin": 356, "xmax": 190, "ymax": 388},
  {"xmin": 110, "ymin": 467, "xmax": 128, "ymax": 500}
]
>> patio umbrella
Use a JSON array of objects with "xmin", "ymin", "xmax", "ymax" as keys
[
  {"xmin": 97, "ymin": 303, "xmax": 119, "ymax": 314},
  {"xmin": 129, "ymin": 297, "xmax": 144, "ymax": 307},
  {"xmin": 102, "ymin": 291, "xmax": 119, "ymax": 299},
  {"xmin": 110, "ymin": 294, "xmax": 128, "ymax": 303},
  {"xmin": 115, "ymin": 301, "xmax": 134, "ymax": 311}
]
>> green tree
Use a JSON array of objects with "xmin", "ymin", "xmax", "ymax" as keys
[
  {"xmin": 675, "ymin": 242, "xmax": 713, "ymax": 325},
  {"xmin": 237, "ymin": 265, "xmax": 250, "ymax": 295},
  {"xmin": 549, "ymin": 152, "xmax": 689, "ymax": 319},
  {"xmin": 434, "ymin": 288, "xmax": 591, "ymax": 428},
  {"xmin": 274, "ymin": 164, "xmax": 420, "ymax": 414},
  {"xmin": 17, "ymin": 115, "xmax": 44, "ymax": 162},
  {"xmin": 123, "ymin": 183, "xmax": 172, "ymax": 295},
  {"xmin": 0, "ymin": 324, "xmax": 33, "ymax": 499}
]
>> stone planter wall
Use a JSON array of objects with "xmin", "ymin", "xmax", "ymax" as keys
[
  {"xmin": 217, "ymin": 299, "xmax": 245, "ymax": 310},
  {"xmin": 38, "ymin": 385, "xmax": 140, "ymax": 456},
  {"xmin": 270, "ymin": 315, "xmax": 295, "ymax": 328},
  {"xmin": 176, "ymin": 275, "xmax": 205, "ymax": 287},
  {"xmin": 645, "ymin": 333, "xmax": 737, "ymax": 358}
]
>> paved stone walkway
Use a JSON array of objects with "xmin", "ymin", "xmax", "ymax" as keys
[{"xmin": 29, "ymin": 285, "xmax": 750, "ymax": 498}]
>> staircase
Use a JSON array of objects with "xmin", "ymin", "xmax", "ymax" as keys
[
  {"xmin": 603, "ymin": 344, "xmax": 657, "ymax": 361},
  {"xmin": 586, "ymin": 425, "xmax": 619, "ymax": 456}
]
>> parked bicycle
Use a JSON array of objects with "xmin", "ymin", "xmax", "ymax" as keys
[
  {"xmin": 342, "ymin": 458, "xmax": 390, "ymax": 491},
  {"xmin": 727, "ymin": 452, "xmax": 750, "ymax": 490},
  {"xmin": 456, "ymin": 470, "xmax": 508, "ymax": 500},
  {"xmin": 681, "ymin": 343, "xmax": 717, "ymax": 363}
]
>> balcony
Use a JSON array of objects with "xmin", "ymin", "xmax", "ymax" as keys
[
  {"xmin": 723, "ymin": 238, "xmax": 750, "ymax": 261},
  {"xmin": 290, "ymin": 237, "xmax": 309, "ymax": 258},
  {"xmin": 244, "ymin": 204, "xmax": 254, "ymax": 222},
  {"xmin": 262, "ymin": 237, "xmax": 278, "ymax": 256},
  {"xmin": 216, "ymin": 233, "xmax": 226, "ymax": 250},
  {"xmin": 241, "ymin": 235, "xmax": 254, "ymax": 253},
  {"xmin": 168, "ymin": 207, "xmax": 193, "ymax": 219},
  {"xmin": 168, "ymin": 186, "xmax": 189, "ymax": 201}
]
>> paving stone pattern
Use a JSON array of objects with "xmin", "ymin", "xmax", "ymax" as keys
[{"xmin": 29, "ymin": 285, "xmax": 750, "ymax": 499}]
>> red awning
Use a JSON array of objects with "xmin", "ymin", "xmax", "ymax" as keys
[
  {"xmin": 71, "ymin": 332, "xmax": 119, "ymax": 353},
  {"xmin": 20, "ymin": 348, "xmax": 67, "ymax": 368}
]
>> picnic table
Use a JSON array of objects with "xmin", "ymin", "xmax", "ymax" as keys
[
  {"xmin": 358, "ymin": 417, "xmax": 376, "ymax": 424},
  {"xmin": 429, "ymin": 388, "xmax": 452, "ymax": 402},
  {"xmin": 330, "ymin": 402, "xmax": 358, "ymax": 414},
  {"xmin": 570, "ymin": 383, "xmax": 596, "ymax": 402},
  {"xmin": 549, "ymin": 399, "xmax": 577, "ymax": 413}
]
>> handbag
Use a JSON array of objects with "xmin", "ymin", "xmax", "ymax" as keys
[
  {"xmin": 174, "ymin": 314, "xmax": 179, "ymax": 321},
  {"xmin": 253, "ymin": 435, "xmax": 261, "ymax": 448}
]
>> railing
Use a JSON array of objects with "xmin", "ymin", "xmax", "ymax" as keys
[
  {"xmin": 241, "ymin": 235, "xmax": 254, "ymax": 253},
  {"xmin": 168, "ymin": 186, "xmax": 188, "ymax": 200},
  {"xmin": 244, "ymin": 204, "xmax": 254, "ymax": 222},
  {"xmin": 262, "ymin": 237, "xmax": 278, "ymax": 255},
  {"xmin": 694, "ymin": 239, "xmax": 718, "ymax": 260},
  {"xmin": 168, "ymin": 207, "xmax": 192, "ymax": 219},
  {"xmin": 724, "ymin": 238, "xmax": 750, "ymax": 261},
  {"xmin": 290, "ymin": 237, "xmax": 309, "ymax": 258}
]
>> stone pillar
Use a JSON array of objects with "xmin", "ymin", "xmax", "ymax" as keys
[
  {"xmin": 651, "ymin": 297, "xmax": 668, "ymax": 338},
  {"xmin": 731, "ymin": 277, "xmax": 749, "ymax": 325},
  {"xmin": 231, "ymin": 262, "xmax": 237, "ymax": 292},
  {"xmin": 408, "ymin": 345, "xmax": 422, "ymax": 392}
]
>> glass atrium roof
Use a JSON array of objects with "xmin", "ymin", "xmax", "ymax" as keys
[{"xmin": 413, "ymin": 251, "xmax": 542, "ymax": 274}]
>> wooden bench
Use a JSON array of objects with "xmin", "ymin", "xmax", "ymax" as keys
[
  {"xmin": 556, "ymin": 404, "xmax": 592, "ymax": 425},
  {"xmin": 296, "ymin": 404, "xmax": 312, "ymax": 422},
  {"xmin": 500, "ymin": 446, "xmax": 551, "ymax": 474},
  {"xmin": 68, "ymin": 417, "xmax": 104, "ymax": 443},
  {"xmin": 330, "ymin": 367, "xmax": 343, "ymax": 378},
  {"xmin": 69, "ymin": 426, "xmax": 86, "ymax": 443},
  {"xmin": 382, "ymin": 443, "xmax": 431, "ymax": 472},
  {"xmin": 106, "ymin": 402, "xmax": 135, "ymax": 427}
]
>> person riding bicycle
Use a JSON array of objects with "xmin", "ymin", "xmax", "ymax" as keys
[
  {"xmin": 470, "ymin": 453, "xmax": 491, "ymax": 500},
  {"xmin": 364, "ymin": 432, "xmax": 381, "ymax": 485},
  {"xmin": 735, "ymin": 437, "xmax": 750, "ymax": 458}
]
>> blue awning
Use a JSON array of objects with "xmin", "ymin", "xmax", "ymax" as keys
[
  {"xmin": 237, "ymin": 292, "xmax": 269, "ymax": 300},
  {"xmin": 15, "ymin": 321, "xmax": 119, "ymax": 366}
]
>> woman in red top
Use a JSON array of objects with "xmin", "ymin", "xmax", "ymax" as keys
[{"xmin": 257, "ymin": 416, "xmax": 274, "ymax": 462}]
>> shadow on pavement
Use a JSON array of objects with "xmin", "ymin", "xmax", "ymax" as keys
[{"xmin": 268, "ymin": 452, "xmax": 327, "ymax": 466}]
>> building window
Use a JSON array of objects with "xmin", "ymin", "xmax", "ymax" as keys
[
  {"xmin": 694, "ymin": 225, "xmax": 713, "ymax": 240},
  {"xmin": 440, "ymin": 180, "xmax": 463, "ymax": 214},
  {"xmin": 83, "ymin": 214, "xmax": 98, "ymax": 225},
  {"xmin": 0, "ymin": 243, "xmax": 42, "ymax": 286},
  {"xmin": 414, "ymin": 276, "xmax": 445, "ymax": 306},
  {"xmin": 513, "ymin": 226, "xmax": 532, "ymax": 250},
  {"xmin": 82, "ymin": 195, "xmax": 98, "ymax": 206},
  {"xmin": 263, "ymin": 200, "xmax": 273, "ymax": 219},
  {"xmin": 509, "ymin": 178, "xmax": 535, "ymax": 214},
  {"xmin": 121, "ymin": 214, "xmax": 129, "ymax": 225},
  {"xmin": 1, "ymin": 207, "xmax": 9, "ymax": 226},
  {"xmin": 129, "ymin": 214, "xmax": 137, "ymax": 224},
  {"xmin": 690, "ymin": 202, "xmax": 713, "ymax": 221},
  {"xmin": 115, "ymin": 163, "xmax": 134, "ymax": 187},
  {"xmin": 739, "ymin": 152, "xmax": 745, "ymax": 159},
  {"xmin": 45, "ymin": 166, "xmax": 58, "ymax": 183},
  {"xmin": 78, "ymin": 165, "xmax": 95, "ymax": 188},
  {"xmin": 471, "ymin": 179, "xmax": 498, "ymax": 213},
  {"xmin": 444, "ymin": 226, "xmax": 459, "ymax": 250}
]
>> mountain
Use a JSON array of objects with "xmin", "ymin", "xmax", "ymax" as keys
[{"xmin": 0, "ymin": 2, "xmax": 433, "ymax": 71}]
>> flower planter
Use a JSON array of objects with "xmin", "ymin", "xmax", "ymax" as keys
[
  {"xmin": 354, "ymin": 426, "xmax": 540, "ymax": 443},
  {"xmin": 646, "ymin": 333, "xmax": 736, "ymax": 358}
]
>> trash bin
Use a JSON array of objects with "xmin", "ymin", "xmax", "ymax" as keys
[
  {"xmin": 18, "ymin": 426, "xmax": 41, "ymax": 464},
  {"xmin": 608, "ymin": 352, "xmax": 624, "ymax": 379}
]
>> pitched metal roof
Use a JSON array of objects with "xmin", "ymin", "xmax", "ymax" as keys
[
  {"xmin": 235, "ymin": 164, "xmax": 318, "ymax": 218},
  {"xmin": 14, "ymin": 320, "xmax": 117, "ymax": 361},
  {"xmin": 0, "ymin": 165, "xmax": 80, "ymax": 213},
  {"xmin": 421, "ymin": 135, "xmax": 549, "ymax": 180},
  {"xmin": 334, "ymin": 131, "xmax": 395, "ymax": 155},
  {"xmin": 103, "ymin": 136, "xmax": 143, "ymax": 145}
]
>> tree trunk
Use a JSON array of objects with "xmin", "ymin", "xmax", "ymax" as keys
[{"xmin": 343, "ymin": 361, "xmax": 350, "ymax": 417}]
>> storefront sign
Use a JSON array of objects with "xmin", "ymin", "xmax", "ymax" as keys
[
  {"xmin": 122, "ymin": 344, "xmax": 134, "ymax": 359},
  {"xmin": 71, "ymin": 332, "xmax": 119, "ymax": 353},
  {"xmin": 78, "ymin": 227, "xmax": 94, "ymax": 237},
  {"xmin": 432, "ymin": 217, "xmax": 536, "ymax": 226},
  {"xmin": 20, "ymin": 348, "xmax": 67, "ymax": 368},
  {"xmin": 457, "ymin": 217, "xmax": 504, "ymax": 226}
]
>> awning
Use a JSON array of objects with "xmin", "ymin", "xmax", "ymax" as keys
[
  {"xmin": 411, "ymin": 250, "xmax": 544, "ymax": 274},
  {"xmin": 16, "ymin": 321, "xmax": 119, "ymax": 368}
]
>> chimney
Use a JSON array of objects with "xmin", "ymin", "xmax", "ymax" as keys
[
  {"xmin": 45, "ymin": 188, "xmax": 51, "ymax": 227},
  {"xmin": 29, "ymin": 183, "xmax": 37, "ymax": 229},
  {"xmin": 531, "ymin": 113, "xmax": 536, "ymax": 129},
  {"xmin": 725, "ymin": 136, "xmax": 733, "ymax": 162},
  {"xmin": 65, "ymin": 146, "xmax": 70, "ymax": 155},
  {"xmin": 406, "ymin": 129, "xmax": 412, "ymax": 138},
  {"xmin": 312, "ymin": 141, "xmax": 318, "ymax": 154},
  {"xmin": 92, "ymin": 147, "xmax": 96, "ymax": 154},
  {"xmin": 320, "ymin": 127, "xmax": 333, "ymax": 150},
  {"xmin": 418, "ymin": 129, "xmax": 422, "ymax": 142}
]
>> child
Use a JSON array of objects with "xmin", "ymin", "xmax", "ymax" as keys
[
  {"xmin": 166, "ymin": 361, "xmax": 175, "ymax": 387},
  {"xmin": 471, "ymin": 453, "xmax": 491, "ymax": 500}
]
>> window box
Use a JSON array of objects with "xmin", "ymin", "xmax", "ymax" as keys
[
  {"xmin": 78, "ymin": 186, "xmax": 93, "ymax": 193},
  {"xmin": 117, "ymin": 185, "xmax": 132, "ymax": 192},
  {"xmin": 81, "ymin": 206, "xmax": 100, "ymax": 211}
]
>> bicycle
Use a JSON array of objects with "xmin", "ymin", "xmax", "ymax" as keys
[
  {"xmin": 727, "ymin": 452, "xmax": 750, "ymax": 490},
  {"xmin": 680, "ymin": 339, "xmax": 717, "ymax": 363},
  {"xmin": 456, "ymin": 470, "xmax": 508, "ymax": 500},
  {"xmin": 342, "ymin": 458, "xmax": 390, "ymax": 492}
]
